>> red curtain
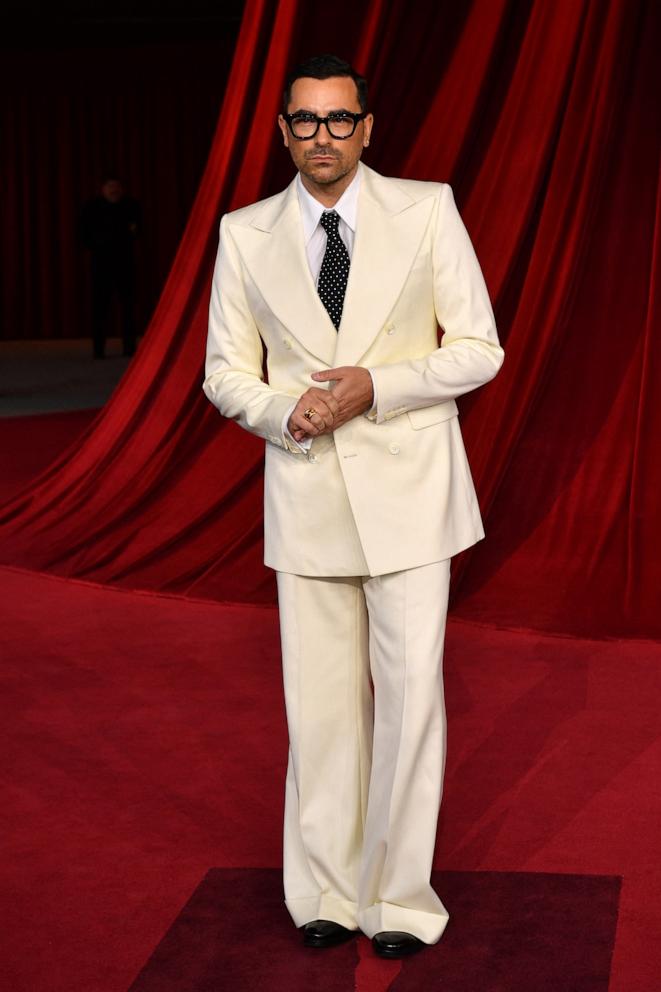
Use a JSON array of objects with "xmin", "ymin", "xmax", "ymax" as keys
[
  {"xmin": 0, "ymin": 36, "xmax": 236, "ymax": 341},
  {"xmin": 1, "ymin": 0, "xmax": 658, "ymax": 638}
]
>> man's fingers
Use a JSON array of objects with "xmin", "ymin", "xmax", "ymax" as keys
[
  {"xmin": 292, "ymin": 412, "xmax": 321, "ymax": 435},
  {"xmin": 290, "ymin": 397, "xmax": 332, "ymax": 436},
  {"xmin": 308, "ymin": 385, "xmax": 340, "ymax": 416},
  {"xmin": 287, "ymin": 376, "xmax": 358, "ymax": 442},
  {"xmin": 311, "ymin": 367, "xmax": 347, "ymax": 383},
  {"xmin": 322, "ymin": 391, "xmax": 340, "ymax": 416},
  {"xmin": 289, "ymin": 415, "xmax": 318, "ymax": 437},
  {"xmin": 303, "ymin": 398, "xmax": 334, "ymax": 424},
  {"xmin": 299, "ymin": 390, "xmax": 337, "ymax": 423}
]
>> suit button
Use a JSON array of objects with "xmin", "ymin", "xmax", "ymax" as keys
[
  {"xmin": 386, "ymin": 323, "xmax": 395, "ymax": 335},
  {"xmin": 309, "ymin": 453, "xmax": 318, "ymax": 463},
  {"xmin": 388, "ymin": 442, "xmax": 400, "ymax": 455},
  {"xmin": 283, "ymin": 338, "xmax": 293, "ymax": 349}
]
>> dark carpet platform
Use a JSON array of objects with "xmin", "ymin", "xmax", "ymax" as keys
[{"xmin": 129, "ymin": 868, "xmax": 621, "ymax": 992}]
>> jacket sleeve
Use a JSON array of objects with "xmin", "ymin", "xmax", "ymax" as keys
[
  {"xmin": 369, "ymin": 184, "xmax": 504, "ymax": 422},
  {"xmin": 203, "ymin": 215, "xmax": 300, "ymax": 450}
]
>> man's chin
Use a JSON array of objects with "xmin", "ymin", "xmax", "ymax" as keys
[{"xmin": 302, "ymin": 163, "xmax": 349, "ymax": 186}]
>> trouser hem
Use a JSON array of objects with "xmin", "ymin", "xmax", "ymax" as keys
[
  {"xmin": 357, "ymin": 901, "xmax": 450, "ymax": 944},
  {"xmin": 285, "ymin": 894, "xmax": 359, "ymax": 930}
]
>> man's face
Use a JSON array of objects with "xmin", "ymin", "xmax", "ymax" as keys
[
  {"xmin": 102, "ymin": 179, "xmax": 124, "ymax": 203},
  {"xmin": 278, "ymin": 76, "xmax": 373, "ymax": 190}
]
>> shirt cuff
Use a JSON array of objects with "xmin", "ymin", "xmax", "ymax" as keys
[{"xmin": 366, "ymin": 369, "xmax": 378, "ymax": 420}]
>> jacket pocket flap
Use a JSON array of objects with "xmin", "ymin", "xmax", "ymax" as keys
[{"xmin": 407, "ymin": 400, "xmax": 458, "ymax": 430}]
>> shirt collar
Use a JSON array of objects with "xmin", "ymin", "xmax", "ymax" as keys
[{"xmin": 296, "ymin": 162, "xmax": 362, "ymax": 244}]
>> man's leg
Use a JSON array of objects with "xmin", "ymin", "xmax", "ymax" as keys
[
  {"xmin": 91, "ymin": 262, "xmax": 111, "ymax": 359},
  {"xmin": 276, "ymin": 571, "xmax": 373, "ymax": 932},
  {"xmin": 357, "ymin": 559, "xmax": 451, "ymax": 945},
  {"xmin": 117, "ymin": 265, "xmax": 137, "ymax": 357}
]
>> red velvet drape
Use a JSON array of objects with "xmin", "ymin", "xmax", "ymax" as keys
[
  {"xmin": 1, "ymin": 0, "xmax": 659, "ymax": 638},
  {"xmin": 0, "ymin": 36, "xmax": 235, "ymax": 340}
]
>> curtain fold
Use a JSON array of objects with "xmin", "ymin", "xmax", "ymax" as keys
[{"xmin": 1, "ymin": 0, "xmax": 658, "ymax": 637}]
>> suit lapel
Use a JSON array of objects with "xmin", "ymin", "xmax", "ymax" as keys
[
  {"xmin": 231, "ymin": 180, "xmax": 338, "ymax": 367},
  {"xmin": 232, "ymin": 166, "xmax": 436, "ymax": 370},
  {"xmin": 334, "ymin": 166, "xmax": 435, "ymax": 367}
]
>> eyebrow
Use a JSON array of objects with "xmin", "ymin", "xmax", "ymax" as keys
[{"xmin": 289, "ymin": 107, "xmax": 355, "ymax": 116}]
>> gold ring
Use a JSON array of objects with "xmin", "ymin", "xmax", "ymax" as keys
[{"xmin": 303, "ymin": 407, "xmax": 316, "ymax": 421}]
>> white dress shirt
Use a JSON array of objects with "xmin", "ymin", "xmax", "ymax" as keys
[
  {"xmin": 283, "ymin": 164, "xmax": 376, "ymax": 450},
  {"xmin": 296, "ymin": 167, "xmax": 359, "ymax": 280}
]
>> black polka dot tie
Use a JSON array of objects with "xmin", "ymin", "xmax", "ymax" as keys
[{"xmin": 317, "ymin": 211, "xmax": 350, "ymax": 330}]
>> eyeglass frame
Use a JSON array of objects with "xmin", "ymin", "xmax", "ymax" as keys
[{"xmin": 282, "ymin": 110, "xmax": 368, "ymax": 140}]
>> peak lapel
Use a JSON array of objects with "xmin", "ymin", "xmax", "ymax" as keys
[
  {"xmin": 231, "ymin": 181, "xmax": 338, "ymax": 368},
  {"xmin": 334, "ymin": 168, "xmax": 435, "ymax": 368}
]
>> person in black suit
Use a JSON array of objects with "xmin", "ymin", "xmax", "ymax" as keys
[{"xmin": 81, "ymin": 176, "xmax": 140, "ymax": 359}]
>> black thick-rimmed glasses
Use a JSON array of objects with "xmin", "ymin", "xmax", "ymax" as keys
[{"xmin": 283, "ymin": 111, "xmax": 367, "ymax": 140}]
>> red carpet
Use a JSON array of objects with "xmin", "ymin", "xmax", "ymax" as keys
[
  {"xmin": 2, "ymin": 564, "xmax": 660, "ymax": 991},
  {"xmin": 0, "ymin": 409, "xmax": 99, "ymax": 503}
]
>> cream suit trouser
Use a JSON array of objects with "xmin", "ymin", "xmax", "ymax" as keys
[{"xmin": 276, "ymin": 559, "xmax": 451, "ymax": 944}]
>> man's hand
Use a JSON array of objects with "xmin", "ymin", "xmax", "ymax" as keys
[
  {"xmin": 287, "ymin": 386, "xmax": 340, "ymax": 442},
  {"xmin": 312, "ymin": 366, "xmax": 373, "ymax": 434},
  {"xmin": 287, "ymin": 367, "xmax": 374, "ymax": 443}
]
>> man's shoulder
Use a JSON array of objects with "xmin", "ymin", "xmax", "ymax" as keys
[
  {"xmin": 362, "ymin": 165, "xmax": 449, "ymax": 208},
  {"xmin": 222, "ymin": 186, "xmax": 291, "ymax": 229},
  {"xmin": 382, "ymin": 174, "xmax": 446, "ymax": 197}
]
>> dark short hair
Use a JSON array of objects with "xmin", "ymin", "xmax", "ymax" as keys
[{"xmin": 283, "ymin": 54, "xmax": 368, "ymax": 114}]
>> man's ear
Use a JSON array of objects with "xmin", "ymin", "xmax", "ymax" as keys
[
  {"xmin": 363, "ymin": 113, "xmax": 374, "ymax": 148},
  {"xmin": 277, "ymin": 115, "xmax": 290, "ymax": 148}
]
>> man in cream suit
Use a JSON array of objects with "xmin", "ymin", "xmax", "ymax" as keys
[{"xmin": 203, "ymin": 54, "xmax": 503, "ymax": 958}]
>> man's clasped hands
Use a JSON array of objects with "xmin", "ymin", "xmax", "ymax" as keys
[{"xmin": 287, "ymin": 366, "xmax": 374, "ymax": 443}]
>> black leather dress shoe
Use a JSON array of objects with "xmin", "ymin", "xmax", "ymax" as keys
[
  {"xmin": 303, "ymin": 919, "xmax": 357, "ymax": 948},
  {"xmin": 373, "ymin": 931, "xmax": 425, "ymax": 958}
]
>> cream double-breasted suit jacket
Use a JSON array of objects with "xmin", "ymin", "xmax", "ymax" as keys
[{"xmin": 204, "ymin": 164, "xmax": 504, "ymax": 576}]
